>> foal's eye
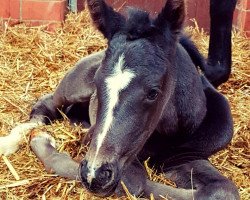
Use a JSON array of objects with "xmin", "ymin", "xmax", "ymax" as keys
[{"xmin": 147, "ymin": 89, "xmax": 159, "ymax": 100}]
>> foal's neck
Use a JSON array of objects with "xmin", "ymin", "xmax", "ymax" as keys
[{"xmin": 159, "ymin": 43, "xmax": 207, "ymax": 136}]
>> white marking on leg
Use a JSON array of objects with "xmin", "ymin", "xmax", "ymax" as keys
[
  {"xmin": 0, "ymin": 120, "xmax": 43, "ymax": 156},
  {"xmin": 87, "ymin": 54, "xmax": 135, "ymax": 183}
]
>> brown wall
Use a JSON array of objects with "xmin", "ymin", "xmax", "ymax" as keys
[
  {"xmin": 1, "ymin": 0, "xmax": 249, "ymax": 36},
  {"xmin": 105, "ymin": 0, "xmax": 250, "ymax": 36},
  {"xmin": 234, "ymin": 0, "xmax": 250, "ymax": 36},
  {"xmin": 106, "ymin": 0, "xmax": 210, "ymax": 30}
]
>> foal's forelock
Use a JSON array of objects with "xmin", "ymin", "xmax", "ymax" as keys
[{"xmin": 88, "ymin": 54, "xmax": 136, "ymax": 181}]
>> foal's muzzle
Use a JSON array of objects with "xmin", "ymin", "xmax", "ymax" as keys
[{"xmin": 79, "ymin": 160, "xmax": 119, "ymax": 197}]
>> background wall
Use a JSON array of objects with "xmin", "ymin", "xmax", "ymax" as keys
[
  {"xmin": 0, "ymin": 0, "xmax": 249, "ymax": 36},
  {"xmin": 0, "ymin": 0, "xmax": 67, "ymax": 29},
  {"xmin": 234, "ymin": 0, "xmax": 250, "ymax": 36},
  {"xmin": 105, "ymin": 0, "xmax": 210, "ymax": 29}
]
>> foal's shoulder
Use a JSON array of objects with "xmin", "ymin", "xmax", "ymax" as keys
[{"xmin": 53, "ymin": 50, "xmax": 105, "ymax": 106}]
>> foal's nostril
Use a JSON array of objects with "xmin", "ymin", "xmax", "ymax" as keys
[
  {"xmin": 79, "ymin": 160, "xmax": 90, "ymax": 185},
  {"xmin": 97, "ymin": 168, "xmax": 112, "ymax": 184},
  {"xmin": 79, "ymin": 160, "xmax": 118, "ymax": 196}
]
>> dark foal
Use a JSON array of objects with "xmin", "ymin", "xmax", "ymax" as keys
[{"xmin": 0, "ymin": 0, "xmax": 239, "ymax": 199}]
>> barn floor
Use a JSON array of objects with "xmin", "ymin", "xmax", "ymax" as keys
[{"xmin": 0, "ymin": 11, "xmax": 249, "ymax": 200}]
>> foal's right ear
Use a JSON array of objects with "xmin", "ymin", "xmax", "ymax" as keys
[
  {"xmin": 154, "ymin": 0, "xmax": 185, "ymax": 35},
  {"xmin": 86, "ymin": 0, "xmax": 125, "ymax": 40}
]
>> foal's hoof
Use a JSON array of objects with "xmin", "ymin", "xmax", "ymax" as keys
[
  {"xmin": 204, "ymin": 62, "xmax": 230, "ymax": 87},
  {"xmin": 30, "ymin": 130, "xmax": 56, "ymax": 149}
]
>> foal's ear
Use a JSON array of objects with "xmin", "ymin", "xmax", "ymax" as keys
[
  {"xmin": 154, "ymin": 0, "xmax": 185, "ymax": 34},
  {"xmin": 87, "ymin": 0, "xmax": 125, "ymax": 40}
]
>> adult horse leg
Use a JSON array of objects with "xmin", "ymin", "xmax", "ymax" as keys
[{"xmin": 204, "ymin": 0, "xmax": 237, "ymax": 87}]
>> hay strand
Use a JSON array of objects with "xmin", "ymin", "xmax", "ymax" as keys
[
  {"xmin": 0, "ymin": 180, "xmax": 30, "ymax": 190},
  {"xmin": 2, "ymin": 156, "xmax": 20, "ymax": 181},
  {"xmin": 120, "ymin": 181, "xmax": 137, "ymax": 200}
]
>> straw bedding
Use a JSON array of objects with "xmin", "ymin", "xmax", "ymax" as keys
[{"xmin": 0, "ymin": 11, "xmax": 249, "ymax": 200}]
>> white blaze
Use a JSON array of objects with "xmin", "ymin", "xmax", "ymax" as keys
[{"xmin": 88, "ymin": 54, "xmax": 135, "ymax": 182}]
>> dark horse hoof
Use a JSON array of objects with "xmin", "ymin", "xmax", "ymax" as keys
[{"xmin": 204, "ymin": 62, "xmax": 231, "ymax": 87}]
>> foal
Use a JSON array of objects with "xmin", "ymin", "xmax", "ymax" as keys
[{"xmin": 0, "ymin": 0, "xmax": 239, "ymax": 199}]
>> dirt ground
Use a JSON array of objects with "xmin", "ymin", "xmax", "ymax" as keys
[{"xmin": 0, "ymin": 11, "xmax": 249, "ymax": 200}]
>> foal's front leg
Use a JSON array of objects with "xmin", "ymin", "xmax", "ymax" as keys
[
  {"xmin": 120, "ymin": 159, "xmax": 239, "ymax": 200},
  {"xmin": 30, "ymin": 130, "xmax": 80, "ymax": 180},
  {"xmin": 115, "ymin": 158, "xmax": 194, "ymax": 200},
  {"xmin": 163, "ymin": 159, "xmax": 239, "ymax": 200}
]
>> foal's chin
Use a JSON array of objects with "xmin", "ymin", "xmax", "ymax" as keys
[{"xmin": 81, "ymin": 174, "xmax": 120, "ymax": 197}]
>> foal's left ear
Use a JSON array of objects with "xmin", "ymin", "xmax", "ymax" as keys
[
  {"xmin": 87, "ymin": 0, "xmax": 125, "ymax": 40},
  {"xmin": 154, "ymin": 0, "xmax": 185, "ymax": 35}
]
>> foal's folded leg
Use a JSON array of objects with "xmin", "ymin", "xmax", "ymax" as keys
[
  {"xmin": 143, "ymin": 180, "xmax": 195, "ymax": 200},
  {"xmin": 114, "ymin": 158, "xmax": 194, "ymax": 200},
  {"xmin": 0, "ymin": 93, "xmax": 60, "ymax": 156},
  {"xmin": 137, "ymin": 160, "xmax": 239, "ymax": 200},
  {"xmin": 30, "ymin": 130, "xmax": 79, "ymax": 180},
  {"xmin": 115, "ymin": 158, "xmax": 147, "ymax": 198},
  {"xmin": 163, "ymin": 159, "xmax": 239, "ymax": 200},
  {"xmin": 115, "ymin": 158, "xmax": 239, "ymax": 200}
]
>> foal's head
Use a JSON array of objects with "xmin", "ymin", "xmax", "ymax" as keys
[{"xmin": 80, "ymin": 0, "xmax": 185, "ymax": 196}]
